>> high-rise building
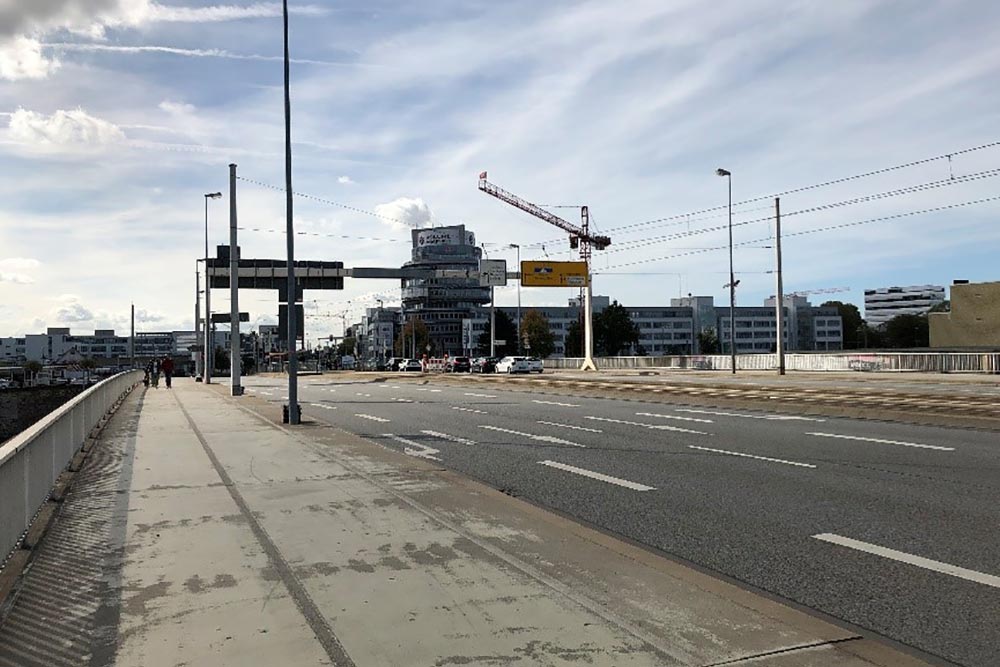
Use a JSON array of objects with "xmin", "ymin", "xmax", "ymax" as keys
[
  {"xmin": 399, "ymin": 225, "xmax": 491, "ymax": 356},
  {"xmin": 864, "ymin": 285, "xmax": 945, "ymax": 326}
]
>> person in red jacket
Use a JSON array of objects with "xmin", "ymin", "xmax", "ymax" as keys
[{"xmin": 161, "ymin": 356, "xmax": 175, "ymax": 388}]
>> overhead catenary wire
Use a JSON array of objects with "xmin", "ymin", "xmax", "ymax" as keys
[
  {"xmin": 595, "ymin": 194, "xmax": 1000, "ymax": 272},
  {"xmin": 603, "ymin": 166, "xmax": 1000, "ymax": 255}
]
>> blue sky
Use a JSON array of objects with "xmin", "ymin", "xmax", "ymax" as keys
[{"xmin": 1, "ymin": 0, "xmax": 999, "ymax": 340}]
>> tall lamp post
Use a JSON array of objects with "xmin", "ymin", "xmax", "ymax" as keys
[
  {"xmin": 482, "ymin": 244, "xmax": 495, "ymax": 357},
  {"xmin": 203, "ymin": 192, "xmax": 222, "ymax": 383},
  {"xmin": 508, "ymin": 244, "xmax": 521, "ymax": 353},
  {"xmin": 716, "ymin": 168, "xmax": 737, "ymax": 374},
  {"xmin": 282, "ymin": 0, "xmax": 300, "ymax": 424}
]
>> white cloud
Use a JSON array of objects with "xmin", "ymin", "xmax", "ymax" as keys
[
  {"xmin": 158, "ymin": 99, "xmax": 194, "ymax": 115},
  {"xmin": 55, "ymin": 300, "xmax": 95, "ymax": 322},
  {"xmin": 43, "ymin": 42, "xmax": 349, "ymax": 66},
  {"xmin": 0, "ymin": 36, "xmax": 60, "ymax": 80},
  {"xmin": 8, "ymin": 108, "xmax": 126, "ymax": 150},
  {"xmin": 373, "ymin": 197, "xmax": 433, "ymax": 231},
  {"xmin": 0, "ymin": 258, "xmax": 41, "ymax": 271},
  {"xmin": 134, "ymin": 308, "xmax": 164, "ymax": 323},
  {"xmin": 337, "ymin": 175, "xmax": 356, "ymax": 185},
  {"xmin": 0, "ymin": 272, "xmax": 35, "ymax": 284}
]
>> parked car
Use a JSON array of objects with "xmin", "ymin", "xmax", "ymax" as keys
[
  {"xmin": 446, "ymin": 356, "xmax": 471, "ymax": 373},
  {"xmin": 495, "ymin": 356, "xmax": 531, "ymax": 374},
  {"xmin": 398, "ymin": 359, "xmax": 423, "ymax": 372},
  {"xmin": 387, "ymin": 357, "xmax": 404, "ymax": 372},
  {"xmin": 471, "ymin": 357, "xmax": 498, "ymax": 373},
  {"xmin": 0, "ymin": 378, "xmax": 13, "ymax": 390},
  {"xmin": 525, "ymin": 357, "xmax": 544, "ymax": 373}
]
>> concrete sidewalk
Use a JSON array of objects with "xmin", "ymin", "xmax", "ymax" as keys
[{"xmin": 1, "ymin": 380, "xmax": 932, "ymax": 666}]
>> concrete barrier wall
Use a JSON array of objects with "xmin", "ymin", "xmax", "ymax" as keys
[
  {"xmin": 544, "ymin": 353, "xmax": 1000, "ymax": 373},
  {"xmin": 0, "ymin": 370, "xmax": 142, "ymax": 561}
]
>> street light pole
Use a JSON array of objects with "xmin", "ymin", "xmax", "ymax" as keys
[
  {"xmin": 282, "ymin": 0, "xmax": 300, "ymax": 424},
  {"xmin": 482, "ymin": 245, "xmax": 495, "ymax": 357},
  {"xmin": 203, "ymin": 192, "xmax": 222, "ymax": 383},
  {"xmin": 509, "ymin": 244, "xmax": 521, "ymax": 353},
  {"xmin": 716, "ymin": 168, "xmax": 736, "ymax": 374},
  {"xmin": 195, "ymin": 261, "xmax": 202, "ymax": 380}
]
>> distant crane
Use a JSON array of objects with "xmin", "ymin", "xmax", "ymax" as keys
[{"xmin": 478, "ymin": 173, "xmax": 611, "ymax": 371}]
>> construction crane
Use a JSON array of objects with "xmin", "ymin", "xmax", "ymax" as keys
[{"xmin": 478, "ymin": 173, "xmax": 611, "ymax": 371}]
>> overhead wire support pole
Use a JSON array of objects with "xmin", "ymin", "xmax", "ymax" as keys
[
  {"xmin": 229, "ymin": 163, "xmax": 243, "ymax": 396},
  {"xmin": 580, "ymin": 206, "xmax": 597, "ymax": 372},
  {"xmin": 774, "ymin": 197, "xmax": 785, "ymax": 376},
  {"xmin": 283, "ymin": 0, "xmax": 299, "ymax": 424}
]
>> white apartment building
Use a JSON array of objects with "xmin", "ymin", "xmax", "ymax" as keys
[{"xmin": 864, "ymin": 285, "xmax": 945, "ymax": 326}]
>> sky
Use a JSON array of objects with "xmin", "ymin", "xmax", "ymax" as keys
[{"xmin": 1, "ymin": 0, "xmax": 999, "ymax": 341}]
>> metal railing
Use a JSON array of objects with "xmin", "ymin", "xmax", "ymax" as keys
[
  {"xmin": 543, "ymin": 352, "xmax": 1000, "ymax": 374},
  {"xmin": 0, "ymin": 370, "xmax": 142, "ymax": 561}
]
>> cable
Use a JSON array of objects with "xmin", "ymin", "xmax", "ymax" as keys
[
  {"xmin": 603, "ymin": 166, "xmax": 1000, "ymax": 255},
  {"xmin": 596, "ymin": 194, "xmax": 1000, "ymax": 272},
  {"xmin": 236, "ymin": 226, "xmax": 410, "ymax": 243},
  {"xmin": 236, "ymin": 175, "xmax": 414, "ymax": 229},
  {"xmin": 605, "ymin": 140, "xmax": 1000, "ymax": 234}
]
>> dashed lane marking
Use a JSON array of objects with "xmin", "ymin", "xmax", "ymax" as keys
[
  {"xmin": 453, "ymin": 406, "xmax": 488, "ymax": 415},
  {"xmin": 355, "ymin": 392, "xmax": 372, "ymax": 397},
  {"xmin": 584, "ymin": 416, "xmax": 706, "ymax": 435},
  {"xmin": 478, "ymin": 425, "xmax": 586, "ymax": 448},
  {"xmin": 537, "ymin": 421, "xmax": 602, "ymax": 433},
  {"xmin": 806, "ymin": 432, "xmax": 954, "ymax": 451},
  {"xmin": 688, "ymin": 445, "xmax": 816, "ymax": 468},
  {"xmin": 532, "ymin": 399, "xmax": 580, "ymax": 408},
  {"xmin": 355, "ymin": 413, "xmax": 390, "ymax": 423},
  {"xmin": 465, "ymin": 392, "xmax": 498, "ymax": 398},
  {"xmin": 421, "ymin": 430, "xmax": 476, "ymax": 445},
  {"xmin": 539, "ymin": 460, "xmax": 655, "ymax": 491},
  {"xmin": 813, "ymin": 533, "xmax": 1000, "ymax": 588},
  {"xmin": 383, "ymin": 434, "xmax": 441, "ymax": 461},
  {"xmin": 674, "ymin": 408, "xmax": 826, "ymax": 422},
  {"xmin": 635, "ymin": 411, "xmax": 713, "ymax": 424}
]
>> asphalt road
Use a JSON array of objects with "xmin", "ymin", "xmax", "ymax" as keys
[{"xmin": 243, "ymin": 374, "xmax": 1000, "ymax": 667}]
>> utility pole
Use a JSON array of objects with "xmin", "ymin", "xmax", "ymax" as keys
[
  {"xmin": 195, "ymin": 264, "xmax": 202, "ymax": 380},
  {"xmin": 229, "ymin": 163, "xmax": 243, "ymax": 396},
  {"xmin": 509, "ymin": 244, "xmax": 521, "ymax": 354},
  {"xmin": 580, "ymin": 206, "xmax": 597, "ymax": 371},
  {"xmin": 130, "ymin": 302, "xmax": 135, "ymax": 367},
  {"xmin": 204, "ymin": 191, "xmax": 222, "ymax": 383},
  {"xmin": 774, "ymin": 197, "xmax": 786, "ymax": 376},
  {"xmin": 716, "ymin": 168, "xmax": 736, "ymax": 374},
  {"xmin": 282, "ymin": 0, "xmax": 299, "ymax": 423}
]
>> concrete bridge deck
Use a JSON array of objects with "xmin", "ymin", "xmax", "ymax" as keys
[{"xmin": 0, "ymin": 380, "xmax": 930, "ymax": 666}]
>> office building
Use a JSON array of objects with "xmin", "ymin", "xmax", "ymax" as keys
[
  {"xmin": 864, "ymin": 285, "xmax": 945, "ymax": 326},
  {"xmin": 929, "ymin": 280, "xmax": 1000, "ymax": 348}
]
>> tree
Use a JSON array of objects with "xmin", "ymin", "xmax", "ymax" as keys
[
  {"xmin": 564, "ymin": 319, "xmax": 582, "ymax": 357},
  {"xmin": 521, "ymin": 309, "xmax": 555, "ymax": 358},
  {"xmin": 821, "ymin": 301, "xmax": 863, "ymax": 349},
  {"xmin": 396, "ymin": 318, "xmax": 430, "ymax": 357},
  {"xmin": 594, "ymin": 300, "xmax": 639, "ymax": 356},
  {"xmin": 24, "ymin": 360, "xmax": 42, "ymax": 386},
  {"xmin": 337, "ymin": 336, "xmax": 356, "ymax": 357},
  {"xmin": 80, "ymin": 357, "xmax": 97, "ymax": 383},
  {"xmin": 883, "ymin": 313, "xmax": 929, "ymax": 349},
  {"xmin": 928, "ymin": 300, "xmax": 950, "ymax": 314},
  {"xmin": 477, "ymin": 310, "xmax": 516, "ymax": 356},
  {"xmin": 697, "ymin": 327, "xmax": 720, "ymax": 354}
]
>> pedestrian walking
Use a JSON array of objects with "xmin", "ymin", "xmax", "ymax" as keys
[
  {"xmin": 161, "ymin": 356, "xmax": 175, "ymax": 389},
  {"xmin": 151, "ymin": 359, "xmax": 160, "ymax": 388}
]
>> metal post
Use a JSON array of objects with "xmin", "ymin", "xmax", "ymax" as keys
[
  {"xmin": 774, "ymin": 197, "xmax": 785, "ymax": 376},
  {"xmin": 130, "ymin": 302, "xmax": 135, "ymax": 367},
  {"xmin": 727, "ymin": 175, "xmax": 736, "ymax": 374},
  {"xmin": 490, "ymin": 287, "xmax": 496, "ymax": 357},
  {"xmin": 204, "ymin": 195, "xmax": 214, "ymax": 384},
  {"xmin": 283, "ymin": 0, "xmax": 299, "ymax": 423},
  {"xmin": 228, "ymin": 163, "xmax": 242, "ymax": 396},
  {"xmin": 580, "ymin": 206, "xmax": 598, "ymax": 371},
  {"xmin": 195, "ymin": 264, "xmax": 202, "ymax": 379},
  {"xmin": 511, "ymin": 244, "xmax": 521, "ymax": 354}
]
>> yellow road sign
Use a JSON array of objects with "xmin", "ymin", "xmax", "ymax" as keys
[{"xmin": 520, "ymin": 261, "xmax": 589, "ymax": 287}]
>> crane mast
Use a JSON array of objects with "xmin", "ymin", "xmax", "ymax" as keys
[{"xmin": 478, "ymin": 173, "xmax": 611, "ymax": 371}]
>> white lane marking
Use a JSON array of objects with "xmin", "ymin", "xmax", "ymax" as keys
[
  {"xmin": 355, "ymin": 413, "xmax": 390, "ymax": 423},
  {"xmin": 421, "ymin": 430, "xmax": 476, "ymax": 445},
  {"xmin": 806, "ymin": 432, "xmax": 954, "ymax": 451},
  {"xmin": 478, "ymin": 425, "xmax": 586, "ymax": 448},
  {"xmin": 674, "ymin": 408, "xmax": 826, "ymax": 422},
  {"xmin": 813, "ymin": 534, "xmax": 1000, "ymax": 589},
  {"xmin": 415, "ymin": 388, "xmax": 430, "ymax": 392},
  {"xmin": 453, "ymin": 406, "xmax": 488, "ymax": 415},
  {"xmin": 636, "ymin": 411, "xmax": 713, "ymax": 424},
  {"xmin": 383, "ymin": 434, "xmax": 441, "ymax": 461},
  {"xmin": 465, "ymin": 392, "xmax": 497, "ymax": 398},
  {"xmin": 532, "ymin": 399, "xmax": 580, "ymax": 407},
  {"xmin": 390, "ymin": 385, "xmax": 400, "ymax": 389},
  {"xmin": 539, "ymin": 460, "xmax": 654, "ymax": 491},
  {"xmin": 392, "ymin": 397, "xmax": 414, "ymax": 403},
  {"xmin": 584, "ymin": 416, "xmax": 705, "ymax": 435},
  {"xmin": 688, "ymin": 445, "xmax": 816, "ymax": 468},
  {"xmin": 308, "ymin": 403, "xmax": 337, "ymax": 410},
  {"xmin": 537, "ymin": 421, "xmax": 602, "ymax": 433},
  {"xmin": 430, "ymin": 389, "xmax": 442, "ymax": 393},
  {"xmin": 355, "ymin": 392, "xmax": 372, "ymax": 397}
]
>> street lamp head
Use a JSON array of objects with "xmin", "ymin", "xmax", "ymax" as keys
[
  {"xmin": 715, "ymin": 168, "xmax": 731, "ymax": 177},
  {"xmin": 508, "ymin": 243, "xmax": 519, "ymax": 249},
  {"xmin": 205, "ymin": 192, "xmax": 223, "ymax": 199}
]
